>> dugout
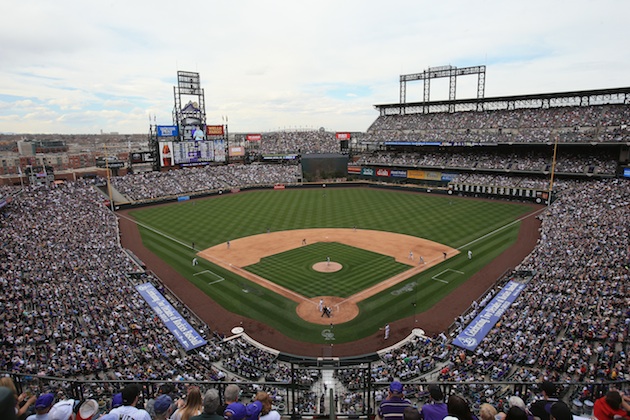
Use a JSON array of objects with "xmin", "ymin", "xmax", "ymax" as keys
[{"xmin": 301, "ymin": 153, "xmax": 348, "ymax": 182}]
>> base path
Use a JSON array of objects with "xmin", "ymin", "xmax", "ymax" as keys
[{"xmin": 197, "ymin": 228, "xmax": 456, "ymax": 324}]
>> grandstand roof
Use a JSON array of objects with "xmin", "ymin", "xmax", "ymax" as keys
[{"xmin": 374, "ymin": 86, "xmax": 630, "ymax": 114}]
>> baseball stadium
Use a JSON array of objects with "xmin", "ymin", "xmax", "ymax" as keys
[{"xmin": 0, "ymin": 66, "xmax": 629, "ymax": 419}]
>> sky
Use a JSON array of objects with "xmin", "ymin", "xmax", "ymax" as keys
[{"xmin": 0, "ymin": 0, "xmax": 628, "ymax": 135}]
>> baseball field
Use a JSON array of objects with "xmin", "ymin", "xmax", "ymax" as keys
[{"xmin": 122, "ymin": 186, "xmax": 541, "ymax": 352}]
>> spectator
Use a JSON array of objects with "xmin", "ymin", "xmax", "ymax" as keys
[
  {"xmin": 76, "ymin": 399, "xmax": 98, "ymax": 420},
  {"xmin": 445, "ymin": 395, "xmax": 476, "ymax": 420},
  {"xmin": 419, "ymin": 385, "xmax": 447, "ymax": 420},
  {"xmin": 377, "ymin": 382, "xmax": 412, "ymax": 420},
  {"xmin": 111, "ymin": 394, "xmax": 123, "ymax": 410},
  {"xmin": 478, "ymin": 404, "xmax": 498, "ymax": 420},
  {"xmin": 593, "ymin": 390, "xmax": 630, "ymax": 420},
  {"xmin": 255, "ymin": 392, "xmax": 280, "ymax": 420},
  {"xmin": 505, "ymin": 407, "xmax": 528, "ymax": 420},
  {"xmin": 0, "ymin": 377, "xmax": 36, "ymax": 419},
  {"xmin": 546, "ymin": 402, "xmax": 573, "ymax": 420},
  {"xmin": 146, "ymin": 384, "xmax": 177, "ymax": 418},
  {"xmin": 191, "ymin": 389, "xmax": 222, "ymax": 420},
  {"xmin": 529, "ymin": 382, "xmax": 559, "ymax": 420},
  {"xmin": 47, "ymin": 400, "xmax": 77, "ymax": 420},
  {"xmin": 26, "ymin": 393, "xmax": 54, "ymax": 420},
  {"xmin": 171, "ymin": 387, "xmax": 203, "ymax": 420},
  {"xmin": 404, "ymin": 406, "xmax": 421, "ymax": 420},
  {"xmin": 108, "ymin": 384, "xmax": 150, "ymax": 420},
  {"xmin": 245, "ymin": 401, "xmax": 262, "ymax": 420},
  {"xmin": 153, "ymin": 395, "xmax": 174, "ymax": 420},
  {"xmin": 223, "ymin": 402, "xmax": 246, "ymax": 420},
  {"xmin": 0, "ymin": 386, "xmax": 17, "ymax": 420}
]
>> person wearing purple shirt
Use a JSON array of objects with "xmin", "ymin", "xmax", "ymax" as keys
[
  {"xmin": 420, "ymin": 385, "xmax": 448, "ymax": 420},
  {"xmin": 377, "ymin": 382, "xmax": 412, "ymax": 420}
]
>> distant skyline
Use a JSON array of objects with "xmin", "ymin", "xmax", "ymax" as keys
[{"xmin": 1, "ymin": 0, "xmax": 629, "ymax": 135}]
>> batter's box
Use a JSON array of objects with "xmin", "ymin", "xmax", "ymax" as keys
[{"xmin": 432, "ymin": 268, "xmax": 464, "ymax": 284}]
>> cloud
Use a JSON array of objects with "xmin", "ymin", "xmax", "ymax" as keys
[{"xmin": 0, "ymin": 0, "xmax": 628, "ymax": 134}]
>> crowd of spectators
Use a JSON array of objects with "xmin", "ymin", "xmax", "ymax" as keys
[
  {"xmin": 353, "ymin": 150, "xmax": 618, "ymax": 175},
  {"xmin": 363, "ymin": 104, "xmax": 630, "ymax": 144},
  {"xmin": 1, "ymin": 165, "xmax": 629, "ymax": 417},
  {"xmin": 112, "ymin": 164, "xmax": 301, "ymax": 202},
  {"xmin": 238, "ymin": 130, "xmax": 341, "ymax": 155},
  {"xmin": 364, "ymin": 178, "xmax": 629, "ymax": 410},
  {"xmin": 0, "ymin": 181, "xmax": 300, "ymax": 403}
]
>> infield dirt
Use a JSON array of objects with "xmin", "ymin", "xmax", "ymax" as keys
[{"xmin": 197, "ymin": 228, "xmax": 456, "ymax": 324}]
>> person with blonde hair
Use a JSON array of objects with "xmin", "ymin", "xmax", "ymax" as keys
[
  {"xmin": 172, "ymin": 387, "xmax": 203, "ymax": 420},
  {"xmin": 255, "ymin": 392, "xmax": 280, "ymax": 420},
  {"xmin": 478, "ymin": 403, "xmax": 498, "ymax": 420},
  {"xmin": 0, "ymin": 377, "xmax": 36, "ymax": 419}
]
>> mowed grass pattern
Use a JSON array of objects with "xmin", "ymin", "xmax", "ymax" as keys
[
  {"xmin": 130, "ymin": 187, "xmax": 534, "ymax": 344},
  {"xmin": 246, "ymin": 242, "xmax": 410, "ymax": 297}
]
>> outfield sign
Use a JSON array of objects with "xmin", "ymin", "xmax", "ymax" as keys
[
  {"xmin": 157, "ymin": 125, "xmax": 179, "ymax": 137},
  {"xmin": 452, "ymin": 280, "xmax": 525, "ymax": 351},
  {"xmin": 135, "ymin": 283, "xmax": 207, "ymax": 351}
]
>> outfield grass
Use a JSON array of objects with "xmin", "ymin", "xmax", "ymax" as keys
[{"xmin": 130, "ymin": 187, "xmax": 532, "ymax": 344}]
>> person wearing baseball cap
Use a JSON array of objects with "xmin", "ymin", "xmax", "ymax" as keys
[
  {"xmin": 47, "ymin": 399, "xmax": 77, "ymax": 420},
  {"xmin": 420, "ymin": 385, "xmax": 447, "ymax": 420},
  {"xmin": 108, "ymin": 384, "xmax": 150, "ymax": 420},
  {"xmin": 245, "ymin": 401, "xmax": 263, "ymax": 420},
  {"xmin": 224, "ymin": 402, "xmax": 247, "ymax": 420},
  {"xmin": 76, "ymin": 399, "xmax": 99, "ymax": 420},
  {"xmin": 26, "ymin": 393, "xmax": 55, "ymax": 420},
  {"xmin": 111, "ymin": 393, "xmax": 123, "ymax": 410},
  {"xmin": 377, "ymin": 381, "xmax": 412, "ymax": 420},
  {"xmin": 153, "ymin": 395, "xmax": 174, "ymax": 420}
]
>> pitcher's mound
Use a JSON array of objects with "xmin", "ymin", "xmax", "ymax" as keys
[{"xmin": 313, "ymin": 262, "xmax": 342, "ymax": 272}]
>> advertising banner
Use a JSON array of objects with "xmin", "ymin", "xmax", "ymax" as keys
[
  {"xmin": 336, "ymin": 132, "xmax": 351, "ymax": 140},
  {"xmin": 135, "ymin": 283, "xmax": 207, "ymax": 351},
  {"xmin": 206, "ymin": 125, "xmax": 224, "ymax": 136},
  {"xmin": 425, "ymin": 171, "xmax": 442, "ymax": 181},
  {"xmin": 375, "ymin": 168, "xmax": 390, "ymax": 177},
  {"xmin": 384, "ymin": 141, "xmax": 441, "ymax": 146},
  {"xmin": 452, "ymin": 280, "xmax": 525, "ymax": 351},
  {"xmin": 229, "ymin": 146, "xmax": 245, "ymax": 157},
  {"xmin": 159, "ymin": 142, "xmax": 174, "ymax": 167},
  {"xmin": 347, "ymin": 166, "xmax": 361, "ymax": 174},
  {"xmin": 157, "ymin": 125, "xmax": 179, "ymax": 137},
  {"xmin": 390, "ymin": 169, "xmax": 407, "ymax": 178},
  {"xmin": 407, "ymin": 170, "xmax": 426, "ymax": 180},
  {"xmin": 361, "ymin": 168, "xmax": 374, "ymax": 176},
  {"xmin": 131, "ymin": 152, "xmax": 154, "ymax": 163},
  {"xmin": 247, "ymin": 134, "xmax": 262, "ymax": 141}
]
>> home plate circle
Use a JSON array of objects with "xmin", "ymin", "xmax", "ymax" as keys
[{"xmin": 312, "ymin": 262, "xmax": 342, "ymax": 272}]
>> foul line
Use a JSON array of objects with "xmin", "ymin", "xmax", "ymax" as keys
[
  {"xmin": 457, "ymin": 206, "xmax": 546, "ymax": 251},
  {"xmin": 117, "ymin": 212, "xmax": 194, "ymax": 250}
]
